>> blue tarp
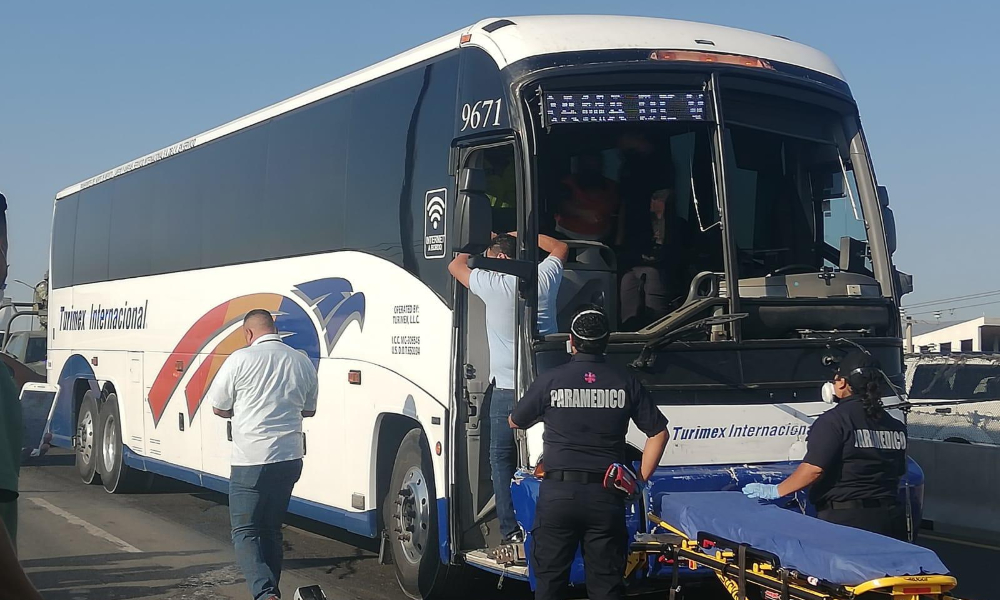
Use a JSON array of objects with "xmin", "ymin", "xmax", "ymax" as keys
[{"xmin": 658, "ymin": 491, "xmax": 948, "ymax": 586}]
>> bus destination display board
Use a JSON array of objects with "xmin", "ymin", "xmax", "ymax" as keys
[{"xmin": 544, "ymin": 92, "xmax": 706, "ymax": 124}]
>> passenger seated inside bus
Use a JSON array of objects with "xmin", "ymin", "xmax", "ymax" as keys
[
  {"xmin": 618, "ymin": 188, "xmax": 679, "ymax": 330},
  {"xmin": 553, "ymin": 151, "xmax": 619, "ymax": 242},
  {"xmin": 538, "ymin": 125, "xmax": 724, "ymax": 332},
  {"xmin": 537, "ymin": 95, "xmax": 881, "ymax": 340}
]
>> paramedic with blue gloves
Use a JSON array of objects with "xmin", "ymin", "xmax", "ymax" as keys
[
  {"xmin": 509, "ymin": 306, "xmax": 669, "ymax": 600},
  {"xmin": 743, "ymin": 350, "xmax": 908, "ymax": 540}
]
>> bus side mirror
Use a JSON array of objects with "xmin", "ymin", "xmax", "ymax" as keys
[
  {"xmin": 455, "ymin": 168, "xmax": 492, "ymax": 254},
  {"xmin": 878, "ymin": 186, "xmax": 897, "ymax": 256},
  {"xmin": 895, "ymin": 269, "xmax": 913, "ymax": 297}
]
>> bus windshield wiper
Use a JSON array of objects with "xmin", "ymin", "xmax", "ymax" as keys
[{"xmin": 629, "ymin": 313, "xmax": 747, "ymax": 370}]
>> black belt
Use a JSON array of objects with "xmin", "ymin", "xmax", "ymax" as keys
[
  {"xmin": 545, "ymin": 470, "xmax": 604, "ymax": 484},
  {"xmin": 818, "ymin": 498, "xmax": 898, "ymax": 511}
]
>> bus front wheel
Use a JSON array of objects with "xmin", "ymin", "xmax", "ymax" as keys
[
  {"xmin": 384, "ymin": 429, "xmax": 446, "ymax": 599},
  {"xmin": 75, "ymin": 391, "xmax": 101, "ymax": 485}
]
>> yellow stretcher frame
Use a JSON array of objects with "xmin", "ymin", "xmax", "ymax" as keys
[{"xmin": 632, "ymin": 513, "xmax": 960, "ymax": 600}]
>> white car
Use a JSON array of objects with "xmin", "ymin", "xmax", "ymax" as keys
[{"xmin": 904, "ymin": 353, "xmax": 1000, "ymax": 445}]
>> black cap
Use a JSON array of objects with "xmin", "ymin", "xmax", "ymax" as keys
[{"xmin": 837, "ymin": 350, "xmax": 881, "ymax": 390}]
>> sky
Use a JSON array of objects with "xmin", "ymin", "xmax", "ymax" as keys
[{"xmin": 2, "ymin": 1, "xmax": 998, "ymax": 326}]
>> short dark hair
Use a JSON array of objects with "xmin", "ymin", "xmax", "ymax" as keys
[
  {"xmin": 489, "ymin": 234, "xmax": 517, "ymax": 258},
  {"xmin": 243, "ymin": 309, "xmax": 276, "ymax": 331},
  {"xmin": 570, "ymin": 305, "xmax": 610, "ymax": 354}
]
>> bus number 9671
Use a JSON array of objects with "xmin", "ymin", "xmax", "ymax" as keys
[{"xmin": 460, "ymin": 98, "xmax": 503, "ymax": 131}]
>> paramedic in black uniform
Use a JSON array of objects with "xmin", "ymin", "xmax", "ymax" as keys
[
  {"xmin": 742, "ymin": 350, "xmax": 908, "ymax": 540},
  {"xmin": 509, "ymin": 306, "xmax": 669, "ymax": 600}
]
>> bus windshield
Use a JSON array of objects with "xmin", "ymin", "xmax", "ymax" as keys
[
  {"xmin": 537, "ymin": 122, "xmax": 722, "ymax": 331},
  {"xmin": 722, "ymin": 89, "xmax": 870, "ymax": 280},
  {"xmin": 533, "ymin": 85, "xmax": 875, "ymax": 332}
]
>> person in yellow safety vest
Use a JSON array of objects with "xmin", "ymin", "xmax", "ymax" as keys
[
  {"xmin": 555, "ymin": 152, "xmax": 620, "ymax": 241},
  {"xmin": 486, "ymin": 161, "xmax": 516, "ymax": 209},
  {"xmin": 485, "ymin": 154, "xmax": 517, "ymax": 233}
]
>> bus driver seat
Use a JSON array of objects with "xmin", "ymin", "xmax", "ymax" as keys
[{"xmin": 553, "ymin": 241, "xmax": 618, "ymax": 334}]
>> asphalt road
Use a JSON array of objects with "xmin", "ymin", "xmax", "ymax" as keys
[{"xmin": 14, "ymin": 451, "xmax": 997, "ymax": 600}]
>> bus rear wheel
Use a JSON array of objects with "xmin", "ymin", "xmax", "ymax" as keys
[
  {"xmin": 384, "ymin": 429, "xmax": 446, "ymax": 599},
  {"xmin": 98, "ymin": 394, "xmax": 148, "ymax": 493},
  {"xmin": 76, "ymin": 391, "xmax": 101, "ymax": 485}
]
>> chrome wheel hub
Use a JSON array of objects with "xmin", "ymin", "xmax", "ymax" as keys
[
  {"xmin": 79, "ymin": 411, "xmax": 94, "ymax": 464},
  {"xmin": 393, "ymin": 466, "xmax": 430, "ymax": 565},
  {"xmin": 102, "ymin": 414, "xmax": 117, "ymax": 474}
]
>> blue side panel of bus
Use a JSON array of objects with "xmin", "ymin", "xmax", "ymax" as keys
[
  {"xmin": 50, "ymin": 355, "xmax": 96, "ymax": 447},
  {"xmin": 438, "ymin": 498, "xmax": 450, "ymax": 563}
]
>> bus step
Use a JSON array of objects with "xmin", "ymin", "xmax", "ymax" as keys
[{"xmin": 463, "ymin": 550, "xmax": 530, "ymax": 580}]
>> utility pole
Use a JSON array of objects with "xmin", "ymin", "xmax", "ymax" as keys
[{"xmin": 905, "ymin": 315, "xmax": 914, "ymax": 354}]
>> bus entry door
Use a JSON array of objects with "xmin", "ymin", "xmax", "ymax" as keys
[{"xmin": 458, "ymin": 278, "xmax": 497, "ymax": 549}]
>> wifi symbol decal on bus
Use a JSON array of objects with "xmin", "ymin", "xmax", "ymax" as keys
[
  {"xmin": 427, "ymin": 196, "xmax": 445, "ymax": 228},
  {"xmin": 424, "ymin": 188, "xmax": 447, "ymax": 260}
]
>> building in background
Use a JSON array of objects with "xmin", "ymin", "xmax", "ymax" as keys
[{"xmin": 912, "ymin": 317, "xmax": 1000, "ymax": 354}]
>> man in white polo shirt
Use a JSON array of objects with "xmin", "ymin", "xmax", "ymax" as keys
[
  {"xmin": 449, "ymin": 232, "xmax": 568, "ymax": 547},
  {"xmin": 207, "ymin": 309, "xmax": 318, "ymax": 600}
]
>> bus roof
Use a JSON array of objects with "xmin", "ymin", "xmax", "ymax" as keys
[{"xmin": 56, "ymin": 15, "xmax": 844, "ymax": 200}]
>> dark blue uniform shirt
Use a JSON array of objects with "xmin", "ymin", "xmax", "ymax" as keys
[
  {"xmin": 803, "ymin": 395, "xmax": 907, "ymax": 506},
  {"xmin": 511, "ymin": 353, "xmax": 668, "ymax": 473}
]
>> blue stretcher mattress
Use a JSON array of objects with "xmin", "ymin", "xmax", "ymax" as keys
[{"xmin": 658, "ymin": 492, "xmax": 948, "ymax": 586}]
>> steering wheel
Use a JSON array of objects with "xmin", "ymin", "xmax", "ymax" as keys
[{"xmin": 768, "ymin": 264, "xmax": 816, "ymax": 277}]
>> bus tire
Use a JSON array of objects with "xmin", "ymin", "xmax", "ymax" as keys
[
  {"xmin": 76, "ymin": 391, "xmax": 101, "ymax": 485},
  {"xmin": 98, "ymin": 394, "xmax": 147, "ymax": 493},
  {"xmin": 384, "ymin": 429, "xmax": 446, "ymax": 599}
]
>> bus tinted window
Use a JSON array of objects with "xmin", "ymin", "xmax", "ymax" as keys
[
  {"xmin": 145, "ymin": 152, "xmax": 204, "ymax": 274},
  {"xmin": 51, "ymin": 53, "xmax": 460, "ymax": 290},
  {"xmin": 404, "ymin": 55, "xmax": 460, "ymax": 299},
  {"xmin": 73, "ymin": 185, "xmax": 112, "ymax": 284},
  {"xmin": 345, "ymin": 68, "xmax": 427, "ymax": 264},
  {"xmin": 263, "ymin": 94, "xmax": 350, "ymax": 256},
  {"xmin": 110, "ymin": 170, "xmax": 153, "ymax": 280},
  {"xmin": 199, "ymin": 124, "xmax": 269, "ymax": 268},
  {"xmin": 51, "ymin": 193, "xmax": 79, "ymax": 288}
]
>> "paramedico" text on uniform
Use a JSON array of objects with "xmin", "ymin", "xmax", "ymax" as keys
[{"xmin": 549, "ymin": 388, "xmax": 627, "ymax": 409}]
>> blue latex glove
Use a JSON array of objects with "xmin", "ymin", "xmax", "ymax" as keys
[{"xmin": 742, "ymin": 483, "xmax": 780, "ymax": 500}]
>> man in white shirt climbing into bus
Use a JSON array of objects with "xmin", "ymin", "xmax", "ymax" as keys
[
  {"xmin": 207, "ymin": 309, "xmax": 318, "ymax": 600},
  {"xmin": 449, "ymin": 232, "xmax": 568, "ymax": 549}
]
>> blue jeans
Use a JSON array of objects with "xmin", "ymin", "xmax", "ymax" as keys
[
  {"xmin": 230, "ymin": 459, "xmax": 303, "ymax": 600},
  {"xmin": 489, "ymin": 387, "xmax": 519, "ymax": 539}
]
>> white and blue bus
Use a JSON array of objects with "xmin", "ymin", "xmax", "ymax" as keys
[{"xmin": 44, "ymin": 15, "xmax": 916, "ymax": 597}]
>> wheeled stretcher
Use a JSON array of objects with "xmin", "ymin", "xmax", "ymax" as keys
[{"xmin": 636, "ymin": 491, "xmax": 959, "ymax": 600}]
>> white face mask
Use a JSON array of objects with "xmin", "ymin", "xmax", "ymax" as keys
[{"xmin": 821, "ymin": 381, "xmax": 837, "ymax": 404}]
